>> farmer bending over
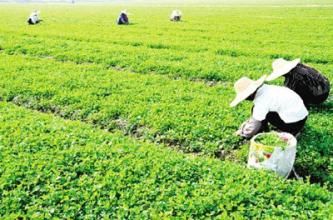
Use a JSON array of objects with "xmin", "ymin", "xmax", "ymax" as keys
[
  {"xmin": 170, "ymin": 10, "xmax": 182, "ymax": 22},
  {"xmin": 117, "ymin": 10, "xmax": 129, "ymax": 25},
  {"xmin": 230, "ymin": 75, "xmax": 308, "ymax": 139},
  {"xmin": 266, "ymin": 58, "xmax": 330, "ymax": 105},
  {"xmin": 27, "ymin": 10, "xmax": 41, "ymax": 25}
]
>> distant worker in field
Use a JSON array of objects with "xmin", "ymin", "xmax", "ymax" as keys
[
  {"xmin": 117, "ymin": 10, "xmax": 129, "ymax": 25},
  {"xmin": 266, "ymin": 58, "xmax": 330, "ymax": 106},
  {"xmin": 170, "ymin": 10, "xmax": 182, "ymax": 22},
  {"xmin": 231, "ymin": 75, "xmax": 308, "ymax": 139},
  {"xmin": 27, "ymin": 10, "xmax": 41, "ymax": 25}
]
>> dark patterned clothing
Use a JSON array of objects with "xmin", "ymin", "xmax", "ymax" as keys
[
  {"xmin": 263, "ymin": 112, "xmax": 307, "ymax": 135},
  {"xmin": 171, "ymin": 16, "xmax": 181, "ymax": 21},
  {"xmin": 27, "ymin": 18, "xmax": 34, "ymax": 25},
  {"xmin": 27, "ymin": 18, "xmax": 40, "ymax": 25},
  {"xmin": 251, "ymin": 107, "xmax": 307, "ymax": 136},
  {"xmin": 284, "ymin": 64, "xmax": 330, "ymax": 105},
  {"xmin": 117, "ymin": 13, "xmax": 129, "ymax": 25}
]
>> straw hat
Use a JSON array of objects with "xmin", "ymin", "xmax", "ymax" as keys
[
  {"xmin": 266, "ymin": 58, "xmax": 300, "ymax": 81},
  {"xmin": 230, "ymin": 75, "xmax": 267, "ymax": 107}
]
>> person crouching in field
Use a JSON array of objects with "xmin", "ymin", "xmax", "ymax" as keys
[
  {"xmin": 231, "ymin": 75, "xmax": 308, "ymax": 139},
  {"xmin": 27, "ymin": 10, "xmax": 41, "ymax": 25},
  {"xmin": 117, "ymin": 10, "xmax": 129, "ymax": 25},
  {"xmin": 266, "ymin": 58, "xmax": 330, "ymax": 106},
  {"xmin": 170, "ymin": 10, "xmax": 182, "ymax": 22}
]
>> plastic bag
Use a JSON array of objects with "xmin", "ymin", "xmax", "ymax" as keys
[{"xmin": 247, "ymin": 132, "xmax": 297, "ymax": 178}]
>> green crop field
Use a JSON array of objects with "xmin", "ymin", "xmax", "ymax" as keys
[{"xmin": 0, "ymin": 1, "xmax": 332, "ymax": 218}]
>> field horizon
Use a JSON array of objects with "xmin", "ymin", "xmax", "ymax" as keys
[{"xmin": 1, "ymin": 0, "xmax": 333, "ymax": 6}]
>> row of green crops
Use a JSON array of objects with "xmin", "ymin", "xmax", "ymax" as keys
[
  {"xmin": 0, "ymin": 54, "xmax": 243, "ymax": 154},
  {"xmin": 0, "ymin": 32, "xmax": 275, "ymax": 81},
  {"xmin": 0, "ymin": 102, "xmax": 332, "ymax": 219},
  {"xmin": 0, "ymin": 53, "xmax": 332, "ymax": 188},
  {"xmin": 1, "ymin": 29, "xmax": 332, "ymax": 82}
]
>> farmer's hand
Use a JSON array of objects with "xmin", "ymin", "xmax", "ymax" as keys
[
  {"xmin": 236, "ymin": 118, "xmax": 263, "ymax": 139},
  {"xmin": 235, "ymin": 121, "xmax": 247, "ymax": 136}
]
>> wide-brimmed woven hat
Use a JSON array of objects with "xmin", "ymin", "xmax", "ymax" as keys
[
  {"xmin": 266, "ymin": 58, "xmax": 300, "ymax": 81},
  {"xmin": 230, "ymin": 75, "xmax": 267, "ymax": 107}
]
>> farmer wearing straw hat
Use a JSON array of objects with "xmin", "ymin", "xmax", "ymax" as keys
[
  {"xmin": 117, "ymin": 10, "xmax": 129, "ymax": 25},
  {"xmin": 27, "ymin": 10, "xmax": 41, "ymax": 25},
  {"xmin": 266, "ymin": 58, "xmax": 330, "ymax": 105},
  {"xmin": 231, "ymin": 75, "xmax": 308, "ymax": 139},
  {"xmin": 170, "ymin": 10, "xmax": 182, "ymax": 22}
]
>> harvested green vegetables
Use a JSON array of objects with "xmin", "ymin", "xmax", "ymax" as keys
[{"xmin": 255, "ymin": 133, "xmax": 288, "ymax": 149}]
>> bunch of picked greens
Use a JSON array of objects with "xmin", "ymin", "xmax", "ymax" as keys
[{"xmin": 255, "ymin": 133, "xmax": 288, "ymax": 150}]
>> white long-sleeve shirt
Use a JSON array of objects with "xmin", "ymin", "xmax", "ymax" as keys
[{"xmin": 252, "ymin": 84, "xmax": 308, "ymax": 123}]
